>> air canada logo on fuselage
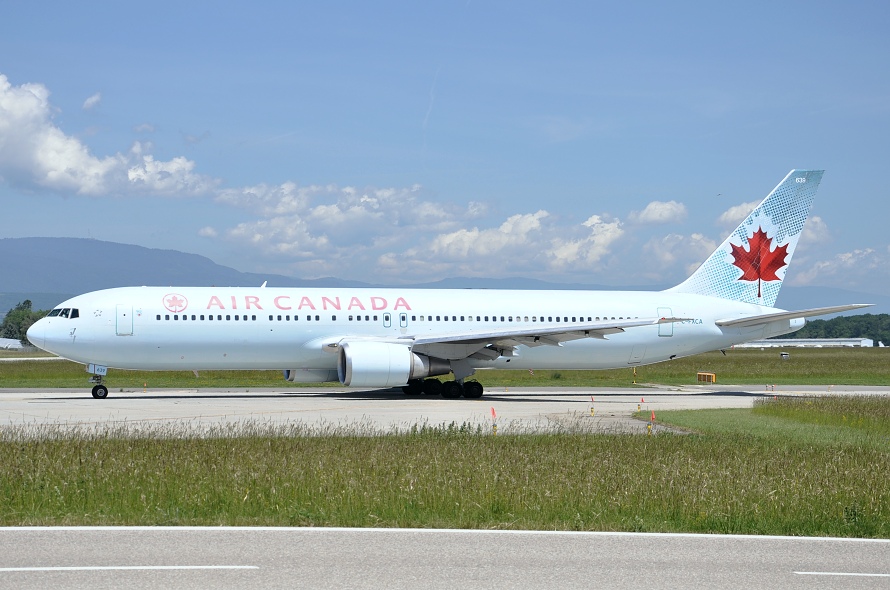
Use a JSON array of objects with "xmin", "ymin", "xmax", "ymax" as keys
[{"xmin": 163, "ymin": 293, "xmax": 188, "ymax": 313}]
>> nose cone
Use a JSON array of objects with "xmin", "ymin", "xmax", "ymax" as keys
[{"xmin": 26, "ymin": 319, "xmax": 45, "ymax": 350}]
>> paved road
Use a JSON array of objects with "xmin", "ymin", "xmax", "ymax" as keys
[{"xmin": 0, "ymin": 527, "xmax": 887, "ymax": 590}]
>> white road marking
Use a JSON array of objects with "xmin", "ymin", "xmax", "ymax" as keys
[
  {"xmin": 794, "ymin": 571, "xmax": 890, "ymax": 577},
  {"xmin": 0, "ymin": 565, "xmax": 258, "ymax": 572}
]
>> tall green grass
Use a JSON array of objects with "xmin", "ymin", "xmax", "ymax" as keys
[{"xmin": 2, "ymin": 405, "xmax": 888, "ymax": 537}]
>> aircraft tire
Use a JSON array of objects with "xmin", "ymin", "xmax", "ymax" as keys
[
  {"xmin": 462, "ymin": 381, "xmax": 483, "ymax": 398},
  {"xmin": 422, "ymin": 379, "xmax": 443, "ymax": 396},
  {"xmin": 441, "ymin": 380, "xmax": 463, "ymax": 399},
  {"xmin": 91, "ymin": 384, "xmax": 109, "ymax": 399},
  {"xmin": 403, "ymin": 379, "xmax": 423, "ymax": 395}
]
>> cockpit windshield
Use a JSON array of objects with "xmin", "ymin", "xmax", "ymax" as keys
[{"xmin": 48, "ymin": 308, "xmax": 79, "ymax": 319}]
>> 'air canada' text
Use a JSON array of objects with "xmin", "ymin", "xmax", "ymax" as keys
[{"xmin": 204, "ymin": 295, "xmax": 412, "ymax": 312}]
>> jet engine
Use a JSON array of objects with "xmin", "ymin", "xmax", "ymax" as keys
[{"xmin": 337, "ymin": 341, "xmax": 449, "ymax": 387}]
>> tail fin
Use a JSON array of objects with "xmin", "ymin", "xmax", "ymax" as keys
[{"xmin": 668, "ymin": 169, "xmax": 823, "ymax": 307}]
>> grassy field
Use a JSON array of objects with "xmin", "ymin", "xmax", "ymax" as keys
[
  {"xmin": 1, "ymin": 347, "xmax": 889, "ymax": 388},
  {"xmin": 1, "ymin": 396, "xmax": 888, "ymax": 536}
]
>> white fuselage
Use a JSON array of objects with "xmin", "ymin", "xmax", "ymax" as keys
[{"xmin": 28, "ymin": 286, "xmax": 800, "ymax": 375}]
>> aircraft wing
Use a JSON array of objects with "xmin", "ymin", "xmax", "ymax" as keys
[
  {"xmin": 715, "ymin": 304, "xmax": 873, "ymax": 328},
  {"xmin": 399, "ymin": 316, "xmax": 686, "ymax": 361}
]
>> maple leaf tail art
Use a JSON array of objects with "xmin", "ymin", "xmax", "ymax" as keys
[
  {"xmin": 729, "ymin": 227, "xmax": 790, "ymax": 298},
  {"xmin": 668, "ymin": 170, "xmax": 823, "ymax": 307}
]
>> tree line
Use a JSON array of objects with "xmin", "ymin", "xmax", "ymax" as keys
[{"xmin": 0, "ymin": 301, "xmax": 48, "ymax": 345}]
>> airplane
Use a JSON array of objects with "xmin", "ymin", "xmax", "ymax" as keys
[{"xmin": 27, "ymin": 169, "xmax": 870, "ymax": 399}]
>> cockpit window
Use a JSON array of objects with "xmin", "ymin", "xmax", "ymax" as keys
[{"xmin": 47, "ymin": 308, "xmax": 79, "ymax": 318}]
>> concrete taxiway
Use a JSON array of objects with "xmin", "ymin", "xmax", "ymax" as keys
[{"xmin": 0, "ymin": 384, "xmax": 885, "ymax": 433}]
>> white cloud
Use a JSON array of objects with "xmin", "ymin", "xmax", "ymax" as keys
[
  {"xmin": 198, "ymin": 226, "xmax": 218, "ymax": 238},
  {"xmin": 643, "ymin": 232, "xmax": 717, "ymax": 276},
  {"xmin": 427, "ymin": 211, "xmax": 549, "ymax": 259},
  {"xmin": 127, "ymin": 153, "xmax": 217, "ymax": 196},
  {"xmin": 629, "ymin": 200, "xmax": 687, "ymax": 224},
  {"xmin": 790, "ymin": 248, "xmax": 883, "ymax": 288},
  {"xmin": 82, "ymin": 92, "xmax": 101, "ymax": 110},
  {"xmin": 133, "ymin": 123, "xmax": 155, "ymax": 133},
  {"xmin": 0, "ymin": 74, "xmax": 215, "ymax": 197},
  {"xmin": 548, "ymin": 215, "xmax": 624, "ymax": 268},
  {"xmin": 798, "ymin": 215, "xmax": 830, "ymax": 246},
  {"xmin": 718, "ymin": 200, "xmax": 759, "ymax": 226}
]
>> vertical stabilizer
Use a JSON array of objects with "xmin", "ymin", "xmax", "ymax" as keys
[{"xmin": 667, "ymin": 169, "xmax": 823, "ymax": 307}]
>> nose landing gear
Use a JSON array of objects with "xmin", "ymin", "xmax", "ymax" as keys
[{"xmin": 88, "ymin": 364, "xmax": 109, "ymax": 399}]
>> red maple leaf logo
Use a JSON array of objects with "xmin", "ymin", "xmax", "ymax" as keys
[{"xmin": 730, "ymin": 227, "xmax": 789, "ymax": 298}]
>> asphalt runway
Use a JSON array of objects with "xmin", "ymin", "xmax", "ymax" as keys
[
  {"xmin": 0, "ymin": 527, "xmax": 887, "ymax": 590},
  {"xmin": 1, "ymin": 384, "xmax": 887, "ymax": 434}
]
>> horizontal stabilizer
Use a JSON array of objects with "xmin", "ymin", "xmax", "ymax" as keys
[{"xmin": 715, "ymin": 304, "xmax": 873, "ymax": 328}]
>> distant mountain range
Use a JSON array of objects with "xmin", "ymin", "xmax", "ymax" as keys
[{"xmin": 2, "ymin": 237, "xmax": 886, "ymax": 317}]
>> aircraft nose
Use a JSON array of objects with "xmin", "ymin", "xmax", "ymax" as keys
[{"xmin": 26, "ymin": 319, "xmax": 45, "ymax": 350}]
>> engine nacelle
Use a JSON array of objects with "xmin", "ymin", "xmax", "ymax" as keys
[
  {"xmin": 337, "ymin": 341, "xmax": 449, "ymax": 387},
  {"xmin": 283, "ymin": 368, "xmax": 339, "ymax": 383}
]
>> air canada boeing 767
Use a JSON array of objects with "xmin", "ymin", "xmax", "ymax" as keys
[{"xmin": 27, "ymin": 170, "xmax": 870, "ymax": 399}]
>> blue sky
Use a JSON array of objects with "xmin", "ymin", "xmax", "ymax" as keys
[{"xmin": 1, "ymin": 1, "xmax": 888, "ymax": 291}]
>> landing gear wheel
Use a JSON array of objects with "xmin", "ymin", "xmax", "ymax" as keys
[
  {"xmin": 91, "ymin": 384, "xmax": 109, "ymax": 399},
  {"xmin": 422, "ymin": 379, "xmax": 443, "ymax": 396},
  {"xmin": 462, "ymin": 381, "xmax": 484, "ymax": 398},
  {"xmin": 441, "ymin": 380, "xmax": 463, "ymax": 399},
  {"xmin": 402, "ymin": 379, "xmax": 423, "ymax": 395}
]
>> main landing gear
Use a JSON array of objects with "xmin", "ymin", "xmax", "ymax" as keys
[{"xmin": 402, "ymin": 378, "xmax": 484, "ymax": 399}]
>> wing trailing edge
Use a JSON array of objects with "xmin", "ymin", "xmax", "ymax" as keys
[{"xmin": 715, "ymin": 304, "xmax": 873, "ymax": 328}]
